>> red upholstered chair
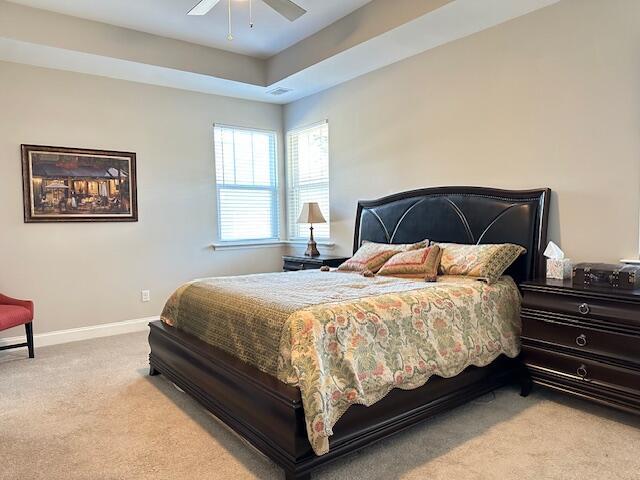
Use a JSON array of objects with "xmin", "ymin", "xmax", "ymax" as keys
[{"xmin": 0, "ymin": 294, "xmax": 34, "ymax": 358}]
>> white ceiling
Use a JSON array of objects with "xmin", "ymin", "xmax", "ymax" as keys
[{"xmin": 6, "ymin": 0, "xmax": 372, "ymax": 58}]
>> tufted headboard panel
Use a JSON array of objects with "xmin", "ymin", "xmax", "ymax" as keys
[{"xmin": 353, "ymin": 186, "xmax": 550, "ymax": 284}]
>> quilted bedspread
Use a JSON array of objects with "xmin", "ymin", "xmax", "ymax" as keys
[{"xmin": 161, "ymin": 270, "xmax": 521, "ymax": 455}]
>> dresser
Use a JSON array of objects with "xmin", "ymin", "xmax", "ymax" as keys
[
  {"xmin": 282, "ymin": 254, "xmax": 348, "ymax": 272},
  {"xmin": 520, "ymin": 279, "xmax": 640, "ymax": 415}
]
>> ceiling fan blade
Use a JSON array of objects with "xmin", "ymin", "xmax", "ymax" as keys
[
  {"xmin": 187, "ymin": 0, "xmax": 221, "ymax": 16},
  {"xmin": 262, "ymin": 0, "xmax": 307, "ymax": 21}
]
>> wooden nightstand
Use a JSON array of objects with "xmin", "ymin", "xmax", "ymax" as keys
[
  {"xmin": 282, "ymin": 254, "xmax": 348, "ymax": 272},
  {"xmin": 520, "ymin": 279, "xmax": 640, "ymax": 415}
]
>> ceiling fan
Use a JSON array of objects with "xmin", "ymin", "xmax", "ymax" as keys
[{"xmin": 188, "ymin": 0, "xmax": 307, "ymax": 22}]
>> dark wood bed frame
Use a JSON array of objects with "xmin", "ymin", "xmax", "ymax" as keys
[{"xmin": 148, "ymin": 186, "xmax": 550, "ymax": 480}]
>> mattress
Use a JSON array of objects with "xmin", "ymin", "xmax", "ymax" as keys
[{"xmin": 161, "ymin": 270, "xmax": 521, "ymax": 455}]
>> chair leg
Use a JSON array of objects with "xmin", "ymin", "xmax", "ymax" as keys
[{"xmin": 25, "ymin": 322, "xmax": 34, "ymax": 358}]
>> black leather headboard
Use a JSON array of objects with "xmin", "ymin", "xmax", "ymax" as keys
[{"xmin": 354, "ymin": 186, "xmax": 550, "ymax": 283}]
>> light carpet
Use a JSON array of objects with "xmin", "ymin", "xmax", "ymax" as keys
[{"xmin": 1, "ymin": 331, "xmax": 639, "ymax": 480}]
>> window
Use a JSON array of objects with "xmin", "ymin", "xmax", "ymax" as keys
[
  {"xmin": 214, "ymin": 125, "xmax": 279, "ymax": 242},
  {"xmin": 286, "ymin": 121, "xmax": 330, "ymax": 240}
]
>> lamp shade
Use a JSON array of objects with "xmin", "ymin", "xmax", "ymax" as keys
[{"xmin": 296, "ymin": 202, "xmax": 326, "ymax": 224}]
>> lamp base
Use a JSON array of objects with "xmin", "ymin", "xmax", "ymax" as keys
[
  {"xmin": 304, "ymin": 240, "xmax": 320, "ymax": 257},
  {"xmin": 304, "ymin": 224, "xmax": 321, "ymax": 257}
]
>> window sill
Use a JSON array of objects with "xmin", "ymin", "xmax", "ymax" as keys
[
  {"xmin": 621, "ymin": 258, "xmax": 640, "ymax": 265},
  {"xmin": 210, "ymin": 240, "xmax": 336, "ymax": 251},
  {"xmin": 211, "ymin": 240, "xmax": 288, "ymax": 251}
]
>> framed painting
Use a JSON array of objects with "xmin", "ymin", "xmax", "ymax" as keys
[{"xmin": 21, "ymin": 144, "xmax": 138, "ymax": 223}]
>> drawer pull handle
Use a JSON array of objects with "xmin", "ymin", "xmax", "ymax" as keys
[
  {"xmin": 578, "ymin": 303, "xmax": 590, "ymax": 315},
  {"xmin": 576, "ymin": 364, "xmax": 588, "ymax": 379},
  {"xmin": 575, "ymin": 334, "xmax": 587, "ymax": 347}
]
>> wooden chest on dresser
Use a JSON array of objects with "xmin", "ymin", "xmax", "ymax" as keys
[{"xmin": 520, "ymin": 279, "xmax": 640, "ymax": 415}]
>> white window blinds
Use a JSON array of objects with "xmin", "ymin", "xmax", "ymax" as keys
[
  {"xmin": 214, "ymin": 125, "xmax": 279, "ymax": 242},
  {"xmin": 286, "ymin": 121, "xmax": 330, "ymax": 240}
]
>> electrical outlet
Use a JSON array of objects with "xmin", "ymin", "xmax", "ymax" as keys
[{"xmin": 141, "ymin": 290, "xmax": 151, "ymax": 302}]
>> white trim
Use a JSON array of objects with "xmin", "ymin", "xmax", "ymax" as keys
[
  {"xmin": 285, "ymin": 121, "xmax": 331, "ymax": 241},
  {"xmin": 0, "ymin": 316, "xmax": 156, "ymax": 349},
  {"xmin": 213, "ymin": 124, "xmax": 280, "ymax": 244},
  {"xmin": 621, "ymin": 258, "xmax": 640, "ymax": 265},
  {"xmin": 210, "ymin": 240, "xmax": 335, "ymax": 251},
  {"xmin": 213, "ymin": 123, "xmax": 278, "ymax": 134},
  {"xmin": 211, "ymin": 240, "xmax": 287, "ymax": 251},
  {"xmin": 286, "ymin": 119, "xmax": 328, "ymax": 136}
]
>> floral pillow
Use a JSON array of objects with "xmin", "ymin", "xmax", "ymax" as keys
[
  {"xmin": 377, "ymin": 245, "xmax": 442, "ymax": 281},
  {"xmin": 338, "ymin": 240, "xmax": 428, "ymax": 274},
  {"xmin": 436, "ymin": 242, "xmax": 526, "ymax": 284}
]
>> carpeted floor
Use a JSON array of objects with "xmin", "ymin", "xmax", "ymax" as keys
[{"xmin": 1, "ymin": 332, "xmax": 639, "ymax": 480}]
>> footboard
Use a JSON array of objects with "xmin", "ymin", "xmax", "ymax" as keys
[
  {"xmin": 148, "ymin": 321, "xmax": 309, "ymax": 462},
  {"xmin": 148, "ymin": 320, "xmax": 524, "ymax": 480}
]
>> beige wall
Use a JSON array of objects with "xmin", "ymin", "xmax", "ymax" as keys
[
  {"xmin": 284, "ymin": 0, "xmax": 640, "ymax": 263},
  {"xmin": 0, "ymin": 61, "xmax": 284, "ymax": 337}
]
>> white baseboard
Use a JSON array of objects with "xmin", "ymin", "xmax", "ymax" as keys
[{"xmin": 0, "ymin": 316, "xmax": 158, "ymax": 349}]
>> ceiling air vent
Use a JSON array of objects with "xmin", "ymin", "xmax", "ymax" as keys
[{"xmin": 268, "ymin": 87, "xmax": 293, "ymax": 96}]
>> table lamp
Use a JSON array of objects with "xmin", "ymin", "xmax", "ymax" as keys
[{"xmin": 296, "ymin": 202, "xmax": 326, "ymax": 257}]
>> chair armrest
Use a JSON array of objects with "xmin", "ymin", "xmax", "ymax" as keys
[{"xmin": 0, "ymin": 294, "xmax": 34, "ymax": 316}]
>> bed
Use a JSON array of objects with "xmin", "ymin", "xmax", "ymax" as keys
[{"xmin": 148, "ymin": 186, "xmax": 550, "ymax": 480}]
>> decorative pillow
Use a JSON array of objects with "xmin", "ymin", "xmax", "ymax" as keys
[
  {"xmin": 338, "ymin": 240, "xmax": 428, "ymax": 273},
  {"xmin": 377, "ymin": 245, "xmax": 442, "ymax": 281},
  {"xmin": 436, "ymin": 243, "xmax": 526, "ymax": 284}
]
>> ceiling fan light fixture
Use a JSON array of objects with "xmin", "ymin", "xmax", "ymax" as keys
[
  {"xmin": 187, "ymin": 0, "xmax": 307, "ymax": 43},
  {"xmin": 227, "ymin": 0, "xmax": 233, "ymax": 41}
]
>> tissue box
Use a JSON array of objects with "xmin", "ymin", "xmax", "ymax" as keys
[{"xmin": 546, "ymin": 258, "xmax": 572, "ymax": 280}]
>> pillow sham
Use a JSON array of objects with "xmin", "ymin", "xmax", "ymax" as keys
[
  {"xmin": 377, "ymin": 245, "xmax": 442, "ymax": 281},
  {"xmin": 436, "ymin": 242, "xmax": 526, "ymax": 284},
  {"xmin": 338, "ymin": 240, "xmax": 428, "ymax": 273}
]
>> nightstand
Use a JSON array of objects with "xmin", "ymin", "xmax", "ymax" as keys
[
  {"xmin": 520, "ymin": 279, "xmax": 640, "ymax": 415},
  {"xmin": 282, "ymin": 254, "xmax": 348, "ymax": 272}
]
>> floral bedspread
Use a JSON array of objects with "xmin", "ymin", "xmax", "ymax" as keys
[
  {"xmin": 161, "ymin": 271, "xmax": 439, "ymax": 377},
  {"xmin": 278, "ymin": 275, "xmax": 521, "ymax": 455},
  {"xmin": 161, "ymin": 272, "xmax": 521, "ymax": 456}
]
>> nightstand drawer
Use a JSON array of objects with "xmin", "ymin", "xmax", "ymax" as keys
[
  {"xmin": 282, "ymin": 255, "xmax": 348, "ymax": 272},
  {"xmin": 523, "ymin": 345, "xmax": 640, "ymax": 397},
  {"xmin": 522, "ymin": 316, "xmax": 640, "ymax": 367},
  {"xmin": 523, "ymin": 290, "xmax": 640, "ymax": 330},
  {"xmin": 520, "ymin": 280, "xmax": 640, "ymax": 416},
  {"xmin": 284, "ymin": 260, "xmax": 311, "ymax": 271}
]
